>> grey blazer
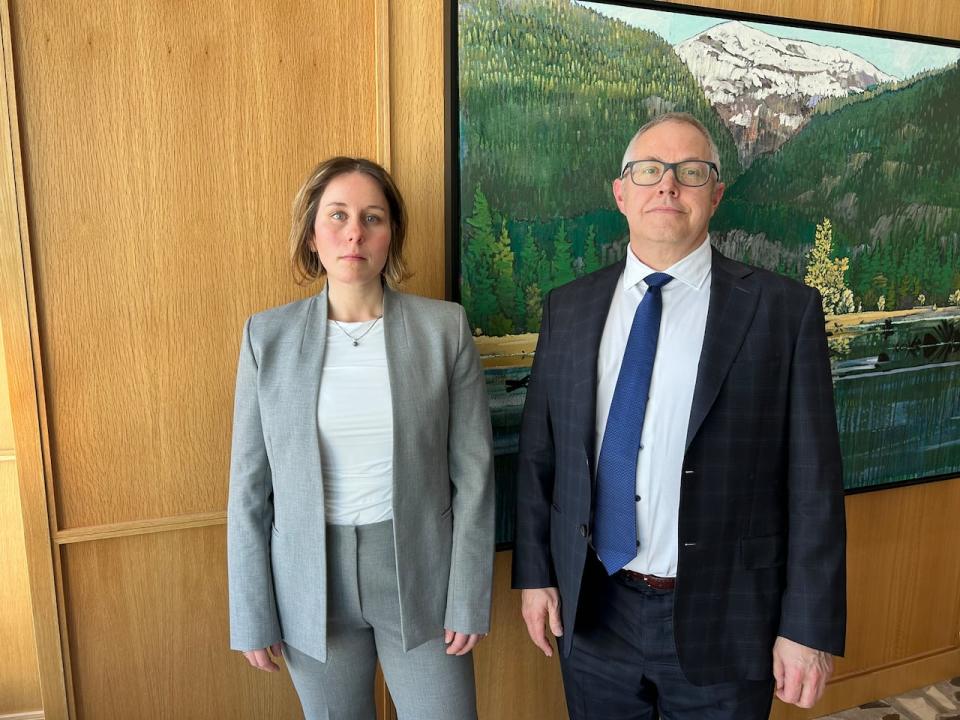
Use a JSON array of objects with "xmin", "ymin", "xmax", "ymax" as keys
[{"xmin": 227, "ymin": 285, "xmax": 494, "ymax": 662}]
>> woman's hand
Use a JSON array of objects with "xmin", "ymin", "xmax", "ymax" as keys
[
  {"xmin": 444, "ymin": 628, "xmax": 487, "ymax": 656},
  {"xmin": 242, "ymin": 642, "xmax": 283, "ymax": 672}
]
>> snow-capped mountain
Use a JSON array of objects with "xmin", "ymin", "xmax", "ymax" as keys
[{"xmin": 675, "ymin": 21, "xmax": 897, "ymax": 165}]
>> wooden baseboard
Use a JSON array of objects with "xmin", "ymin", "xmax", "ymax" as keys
[{"xmin": 771, "ymin": 646, "xmax": 960, "ymax": 719}]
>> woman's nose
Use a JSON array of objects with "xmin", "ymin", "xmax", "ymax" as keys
[{"xmin": 345, "ymin": 218, "xmax": 365, "ymax": 242}]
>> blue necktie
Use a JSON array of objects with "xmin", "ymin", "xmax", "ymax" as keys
[{"xmin": 594, "ymin": 272, "xmax": 673, "ymax": 575}]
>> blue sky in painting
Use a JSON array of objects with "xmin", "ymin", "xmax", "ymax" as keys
[{"xmin": 576, "ymin": 2, "xmax": 960, "ymax": 78}]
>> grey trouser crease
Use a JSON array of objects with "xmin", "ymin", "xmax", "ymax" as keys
[{"xmin": 282, "ymin": 519, "xmax": 478, "ymax": 720}]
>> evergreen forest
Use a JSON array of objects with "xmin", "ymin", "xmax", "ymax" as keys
[{"xmin": 458, "ymin": 0, "xmax": 960, "ymax": 335}]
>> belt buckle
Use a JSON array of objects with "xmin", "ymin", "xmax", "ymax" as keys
[{"xmin": 640, "ymin": 573, "xmax": 675, "ymax": 590}]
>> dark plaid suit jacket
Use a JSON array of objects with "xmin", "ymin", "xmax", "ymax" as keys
[{"xmin": 512, "ymin": 247, "xmax": 846, "ymax": 685}]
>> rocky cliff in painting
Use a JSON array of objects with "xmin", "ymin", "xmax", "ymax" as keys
[{"xmin": 675, "ymin": 21, "xmax": 896, "ymax": 165}]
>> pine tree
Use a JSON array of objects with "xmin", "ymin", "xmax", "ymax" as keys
[
  {"xmin": 583, "ymin": 225, "xmax": 602, "ymax": 275},
  {"xmin": 462, "ymin": 187, "xmax": 501, "ymax": 334},
  {"xmin": 514, "ymin": 227, "xmax": 546, "ymax": 331},
  {"xmin": 551, "ymin": 221, "xmax": 575, "ymax": 287},
  {"xmin": 489, "ymin": 220, "xmax": 517, "ymax": 335},
  {"xmin": 525, "ymin": 283, "xmax": 543, "ymax": 333}
]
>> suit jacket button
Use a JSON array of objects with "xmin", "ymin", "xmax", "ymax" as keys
[{"xmin": 578, "ymin": 524, "xmax": 588, "ymax": 538}]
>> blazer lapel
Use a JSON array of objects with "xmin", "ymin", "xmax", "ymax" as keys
[
  {"xmin": 381, "ymin": 286, "xmax": 419, "ymax": 480},
  {"xmin": 299, "ymin": 285, "xmax": 329, "ymax": 385},
  {"xmin": 685, "ymin": 248, "xmax": 759, "ymax": 450},
  {"xmin": 292, "ymin": 287, "xmax": 328, "ymax": 492},
  {"xmin": 570, "ymin": 261, "xmax": 623, "ymax": 486}
]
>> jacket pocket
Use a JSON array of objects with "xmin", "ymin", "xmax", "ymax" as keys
[{"xmin": 740, "ymin": 533, "xmax": 786, "ymax": 569}]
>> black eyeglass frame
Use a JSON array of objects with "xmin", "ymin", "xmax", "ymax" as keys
[{"xmin": 620, "ymin": 159, "xmax": 721, "ymax": 187}]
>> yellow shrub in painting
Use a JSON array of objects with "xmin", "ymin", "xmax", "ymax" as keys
[{"xmin": 805, "ymin": 218, "xmax": 856, "ymax": 316}]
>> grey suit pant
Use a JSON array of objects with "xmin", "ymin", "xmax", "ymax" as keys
[{"xmin": 282, "ymin": 520, "xmax": 478, "ymax": 720}]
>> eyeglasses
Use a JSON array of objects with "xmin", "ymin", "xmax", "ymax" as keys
[{"xmin": 621, "ymin": 160, "xmax": 720, "ymax": 188}]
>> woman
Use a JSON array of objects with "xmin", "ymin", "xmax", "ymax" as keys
[{"xmin": 227, "ymin": 157, "xmax": 494, "ymax": 719}]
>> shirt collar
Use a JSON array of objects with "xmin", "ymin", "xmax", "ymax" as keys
[{"xmin": 623, "ymin": 235, "xmax": 712, "ymax": 292}]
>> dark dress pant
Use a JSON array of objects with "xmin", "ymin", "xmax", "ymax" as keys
[{"xmin": 560, "ymin": 552, "xmax": 774, "ymax": 720}]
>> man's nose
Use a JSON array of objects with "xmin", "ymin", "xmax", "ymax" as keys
[{"xmin": 658, "ymin": 168, "xmax": 680, "ymax": 194}]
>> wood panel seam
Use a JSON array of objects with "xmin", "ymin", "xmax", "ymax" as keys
[
  {"xmin": 376, "ymin": 0, "xmax": 391, "ymax": 168},
  {"xmin": 0, "ymin": 0, "xmax": 70, "ymax": 715},
  {"xmin": 829, "ymin": 644, "xmax": 960, "ymax": 683},
  {"xmin": 55, "ymin": 511, "xmax": 227, "ymax": 544}
]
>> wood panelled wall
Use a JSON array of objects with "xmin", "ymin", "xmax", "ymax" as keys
[
  {"xmin": 0, "ymin": 1, "xmax": 957, "ymax": 719},
  {"xmin": 0, "ymin": 319, "xmax": 42, "ymax": 716}
]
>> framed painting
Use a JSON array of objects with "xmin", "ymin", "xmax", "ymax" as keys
[{"xmin": 447, "ymin": 0, "xmax": 960, "ymax": 545}]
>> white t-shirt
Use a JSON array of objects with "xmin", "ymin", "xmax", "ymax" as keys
[{"xmin": 317, "ymin": 318, "xmax": 394, "ymax": 525}]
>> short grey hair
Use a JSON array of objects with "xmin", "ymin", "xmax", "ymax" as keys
[{"xmin": 620, "ymin": 112, "xmax": 721, "ymax": 179}]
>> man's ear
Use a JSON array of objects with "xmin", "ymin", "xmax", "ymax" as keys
[
  {"xmin": 711, "ymin": 181, "xmax": 725, "ymax": 212},
  {"xmin": 612, "ymin": 177, "xmax": 627, "ymax": 214}
]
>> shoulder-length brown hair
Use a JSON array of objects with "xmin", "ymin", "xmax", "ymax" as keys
[{"xmin": 289, "ymin": 156, "xmax": 410, "ymax": 287}]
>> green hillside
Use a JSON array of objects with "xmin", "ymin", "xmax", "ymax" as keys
[
  {"xmin": 458, "ymin": 0, "xmax": 741, "ymax": 221},
  {"xmin": 812, "ymin": 67, "xmax": 945, "ymax": 117},
  {"xmin": 714, "ymin": 62, "xmax": 960, "ymax": 309}
]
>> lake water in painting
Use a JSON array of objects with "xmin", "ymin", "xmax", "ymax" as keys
[
  {"xmin": 832, "ymin": 308, "xmax": 960, "ymax": 490},
  {"xmin": 484, "ymin": 307, "xmax": 960, "ymax": 542}
]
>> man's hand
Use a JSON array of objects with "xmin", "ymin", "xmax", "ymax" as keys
[
  {"xmin": 773, "ymin": 636, "xmax": 834, "ymax": 708},
  {"xmin": 444, "ymin": 629, "xmax": 486, "ymax": 656},
  {"xmin": 242, "ymin": 642, "xmax": 283, "ymax": 672},
  {"xmin": 521, "ymin": 587, "xmax": 563, "ymax": 657}
]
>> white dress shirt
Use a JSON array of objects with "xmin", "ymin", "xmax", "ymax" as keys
[
  {"xmin": 317, "ymin": 318, "xmax": 394, "ymax": 525},
  {"xmin": 595, "ymin": 237, "xmax": 712, "ymax": 576}
]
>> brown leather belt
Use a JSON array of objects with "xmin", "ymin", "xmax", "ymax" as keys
[{"xmin": 616, "ymin": 569, "xmax": 676, "ymax": 590}]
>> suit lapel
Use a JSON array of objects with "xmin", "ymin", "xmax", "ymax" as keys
[
  {"xmin": 299, "ymin": 286, "xmax": 329, "ymax": 380},
  {"xmin": 381, "ymin": 286, "xmax": 419, "ymax": 478},
  {"xmin": 570, "ymin": 261, "xmax": 623, "ymax": 485},
  {"xmin": 295, "ymin": 288, "xmax": 328, "ymax": 491},
  {"xmin": 685, "ymin": 248, "xmax": 759, "ymax": 450}
]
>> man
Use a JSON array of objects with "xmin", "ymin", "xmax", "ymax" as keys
[{"xmin": 512, "ymin": 112, "xmax": 845, "ymax": 719}]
